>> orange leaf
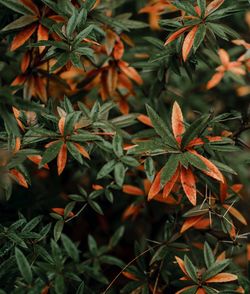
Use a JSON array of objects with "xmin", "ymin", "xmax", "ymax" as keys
[
  {"xmin": 164, "ymin": 26, "xmax": 191, "ymax": 46},
  {"xmin": 57, "ymin": 143, "xmax": 67, "ymax": 175},
  {"xmin": 207, "ymin": 72, "xmax": 224, "ymax": 89},
  {"xmin": 28, "ymin": 155, "xmax": 49, "ymax": 169},
  {"xmin": 58, "ymin": 117, "xmax": 65, "ymax": 136},
  {"xmin": 175, "ymin": 256, "xmax": 189, "ymax": 277},
  {"xmin": 21, "ymin": 52, "xmax": 30, "ymax": 73},
  {"xmin": 10, "ymin": 24, "xmax": 37, "ymax": 51},
  {"xmin": 220, "ymin": 182, "xmax": 228, "ymax": 203},
  {"xmin": 122, "ymin": 271, "xmax": 139, "ymax": 281},
  {"xmin": 37, "ymin": 24, "xmax": 49, "ymax": 53},
  {"xmin": 9, "ymin": 169, "xmax": 28, "ymax": 188},
  {"xmin": 223, "ymin": 204, "xmax": 247, "ymax": 225},
  {"xmin": 231, "ymin": 184, "xmax": 243, "ymax": 193},
  {"xmin": 52, "ymin": 208, "xmax": 74, "ymax": 217},
  {"xmin": 118, "ymin": 61, "xmax": 143, "ymax": 85},
  {"xmin": 122, "ymin": 185, "xmax": 144, "ymax": 196},
  {"xmin": 163, "ymin": 167, "xmax": 179, "ymax": 198},
  {"xmin": 122, "ymin": 203, "xmax": 142, "ymax": 221},
  {"xmin": 148, "ymin": 170, "xmax": 162, "ymax": 200},
  {"xmin": 73, "ymin": 143, "xmax": 90, "ymax": 159},
  {"xmin": 182, "ymin": 25, "xmax": 198, "ymax": 62},
  {"xmin": 218, "ymin": 49, "xmax": 230, "ymax": 66},
  {"xmin": 193, "ymin": 218, "xmax": 210, "ymax": 230},
  {"xmin": 206, "ymin": 0, "xmax": 225, "ymax": 16},
  {"xmin": 189, "ymin": 150, "xmax": 224, "ymax": 182},
  {"xmin": 113, "ymin": 39, "xmax": 124, "ymax": 60},
  {"xmin": 20, "ymin": 0, "xmax": 39, "ymax": 15},
  {"xmin": 137, "ymin": 114, "xmax": 153, "ymax": 127},
  {"xmin": 176, "ymin": 286, "xmax": 196, "ymax": 294},
  {"xmin": 180, "ymin": 216, "xmax": 203, "ymax": 233},
  {"xmin": 180, "ymin": 167, "xmax": 196, "ymax": 206},
  {"xmin": 206, "ymin": 272, "xmax": 238, "ymax": 283},
  {"xmin": 107, "ymin": 66, "xmax": 118, "ymax": 95},
  {"xmin": 196, "ymin": 288, "xmax": 206, "ymax": 294},
  {"xmin": 172, "ymin": 101, "xmax": 185, "ymax": 143}
]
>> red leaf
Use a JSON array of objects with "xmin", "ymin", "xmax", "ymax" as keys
[
  {"xmin": 10, "ymin": 24, "xmax": 37, "ymax": 51},
  {"xmin": 57, "ymin": 143, "xmax": 67, "ymax": 175},
  {"xmin": 172, "ymin": 101, "xmax": 185, "ymax": 143},
  {"xmin": 182, "ymin": 25, "xmax": 198, "ymax": 62},
  {"xmin": 180, "ymin": 167, "xmax": 196, "ymax": 206},
  {"xmin": 164, "ymin": 26, "xmax": 191, "ymax": 46}
]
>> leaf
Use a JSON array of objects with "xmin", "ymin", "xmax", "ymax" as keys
[
  {"xmin": 197, "ymin": 0, "xmax": 206, "ymax": 18},
  {"xmin": 206, "ymin": 0, "xmax": 225, "ymax": 16},
  {"xmin": 66, "ymin": 142, "xmax": 83, "ymax": 164},
  {"xmin": 189, "ymin": 150, "xmax": 224, "ymax": 182},
  {"xmin": 114, "ymin": 162, "xmax": 126, "ymax": 187},
  {"xmin": 0, "ymin": 0, "xmax": 34, "ymax": 15},
  {"xmin": 193, "ymin": 24, "xmax": 206, "ymax": 53},
  {"xmin": 57, "ymin": 143, "xmax": 67, "ymax": 175},
  {"xmin": 207, "ymin": 72, "xmax": 224, "ymax": 90},
  {"xmin": 121, "ymin": 156, "xmax": 140, "ymax": 167},
  {"xmin": 184, "ymin": 151, "xmax": 208, "ymax": 172},
  {"xmin": 204, "ymin": 242, "xmax": 215, "ymax": 269},
  {"xmin": 146, "ymin": 105, "xmax": 178, "ymax": 148},
  {"xmin": 180, "ymin": 167, "xmax": 196, "ymax": 206},
  {"xmin": 172, "ymin": 1, "xmax": 199, "ymax": 16},
  {"xmin": 161, "ymin": 154, "xmax": 180, "ymax": 185},
  {"xmin": 113, "ymin": 134, "xmax": 124, "ymax": 157},
  {"xmin": 184, "ymin": 255, "xmax": 198, "ymax": 282},
  {"xmin": 206, "ymin": 272, "xmax": 238, "ymax": 283},
  {"xmin": 54, "ymin": 220, "xmax": 64, "ymax": 242},
  {"xmin": 180, "ymin": 216, "xmax": 204, "ymax": 233},
  {"xmin": 2, "ymin": 15, "xmax": 37, "ymax": 31},
  {"xmin": 88, "ymin": 235, "xmax": 98, "ymax": 253},
  {"xmin": 54, "ymin": 275, "xmax": 65, "ymax": 294},
  {"xmin": 61, "ymin": 234, "xmax": 79, "ymax": 262},
  {"xmin": 97, "ymin": 159, "xmax": 116, "ymax": 179},
  {"xmin": 74, "ymin": 25, "xmax": 94, "ymax": 45},
  {"xmin": 171, "ymin": 101, "xmax": 185, "ymax": 143},
  {"xmin": 164, "ymin": 26, "xmax": 191, "ymax": 46},
  {"xmin": 66, "ymin": 9, "xmax": 78, "ymax": 37},
  {"xmin": 181, "ymin": 114, "xmax": 210, "ymax": 148},
  {"xmin": 163, "ymin": 168, "xmax": 179, "ymax": 198},
  {"xmin": 202, "ymin": 259, "xmax": 230, "ymax": 281},
  {"xmin": 15, "ymin": 248, "xmax": 32, "ymax": 284},
  {"xmin": 40, "ymin": 140, "xmax": 63, "ymax": 167},
  {"xmin": 223, "ymin": 204, "xmax": 247, "ymax": 225},
  {"xmin": 109, "ymin": 226, "xmax": 125, "ymax": 247},
  {"xmin": 144, "ymin": 157, "xmax": 155, "ymax": 182},
  {"xmin": 148, "ymin": 170, "xmax": 162, "ymax": 200},
  {"xmin": 182, "ymin": 25, "xmax": 198, "ymax": 62},
  {"xmin": 10, "ymin": 24, "xmax": 36, "ymax": 51}
]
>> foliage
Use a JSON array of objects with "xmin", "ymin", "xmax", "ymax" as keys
[{"xmin": 0, "ymin": 0, "xmax": 250, "ymax": 293}]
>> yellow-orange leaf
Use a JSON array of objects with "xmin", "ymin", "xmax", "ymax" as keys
[
  {"xmin": 10, "ymin": 24, "xmax": 37, "ymax": 51},
  {"xmin": 223, "ymin": 204, "xmax": 247, "ymax": 225},
  {"xmin": 164, "ymin": 26, "xmax": 191, "ymax": 46},
  {"xmin": 57, "ymin": 143, "xmax": 67, "ymax": 175},
  {"xmin": 122, "ymin": 185, "xmax": 144, "ymax": 196},
  {"xmin": 182, "ymin": 25, "xmax": 198, "ymax": 62},
  {"xmin": 180, "ymin": 216, "xmax": 203, "ymax": 234},
  {"xmin": 172, "ymin": 101, "xmax": 185, "ymax": 143},
  {"xmin": 180, "ymin": 167, "xmax": 196, "ymax": 206},
  {"xmin": 218, "ymin": 49, "xmax": 230, "ymax": 65},
  {"xmin": 206, "ymin": 273, "xmax": 238, "ymax": 283}
]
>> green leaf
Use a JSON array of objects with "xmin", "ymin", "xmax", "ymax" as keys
[
  {"xmin": 121, "ymin": 156, "xmax": 140, "ymax": 167},
  {"xmin": 210, "ymin": 160, "xmax": 237, "ymax": 175},
  {"xmin": 114, "ymin": 162, "xmax": 126, "ymax": 187},
  {"xmin": 181, "ymin": 114, "xmax": 210, "ymax": 148},
  {"xmin": 184, "ymin": 255, "xmax": 198, "ymax": 282},
  {"xmin": 66, "ymin": 142, "xmax": 83, "ymax": 164},
  {"xmin": 76, "ymin": 282, "xmax": 85, "ymax": 294},
  {"xmin": 64, "ymin": 112, "xmax": 81, "ymax": 135},
  {"xmin": 54, "ymin": 220, "xmax": 64, "ymax": 242},
  {"xmin": 88, "ymin": 200, "xmax": 104, "ymax": 215},
  {"xmin": 193, "ymin": 24, "xmax": 206, "ymax": 53},
  {"xmin": 144, "ymin": 157, "xmax": 155, "ymax": 182},
  {"xmin": 66, "ymin": 9, "xmax": 78, "ymax": 37},
  {"xmin": 204, "ymin": 242, "xmax": 215, "ymax": 269},
  {"xmin": 172, "ymin": 0, "xmax": 199, "ymax": 16},
  {"xmin": 88, "ymin": 235, "xmax": 98, "ymax": 254},
  {"xmin": 0, "ymin": 0, "xmax": 35, "ymax": 15},
  {"xmin": 146, "ymin": 105, "xmax": 178, "ymax": 148},
  {"xmin": 202, "ymin": 259, "xmax": 231, "ymax": 281},
  {"xmin": 61, "ymin": 234, "xmax": 79, "ymax": 262},
  {"xmin": 112, "ymin": 134, "xmax": 124, "ymax": 157},
  {"xmin": 184, "ymin": 151, "xmax": 208, "ymax": 172},
  {"xmin": 97, "ymin": 159, "xmax": 116, "ymax": 179},
  {"xmin": 15, "ymin": 248, "xmax": 33, "ymax": 284},
  {"xmin": 1, "ymin": 15, "xmax": 37, "ymax": 31},
  {"xmin": 161, "ymin": 154, "xmax": 179, "ymax": 185},
  {"xmin": 109, "ymin": 226, "xmax": 125, "ymax": 248},
  {"xmin": 74, "ymin": 25, "xmax": 94, "ymax": 45},
  {"xmin": 40, "ymin": 141, "xmax": 63, "ymax": 167},
  {"xmin": 197, "ymin": 0, "xmax": 206, "ymax": 18},
  {"xmin": 50, "ymin": 53, "xmax": 69, "ymax": 72},
  {"xmin": 54, "ymin": 275, "xmax": 65, "ymax": 294}
]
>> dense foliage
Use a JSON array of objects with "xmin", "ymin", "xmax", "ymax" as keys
[{"xmin": 0, "ymin": 0, "xmax": 250, "ymax": 293}]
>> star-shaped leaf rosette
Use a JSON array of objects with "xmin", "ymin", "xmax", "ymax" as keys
[{"xmin": 132, "ymin": 102, "xmax": 237, "ymax": 206}]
